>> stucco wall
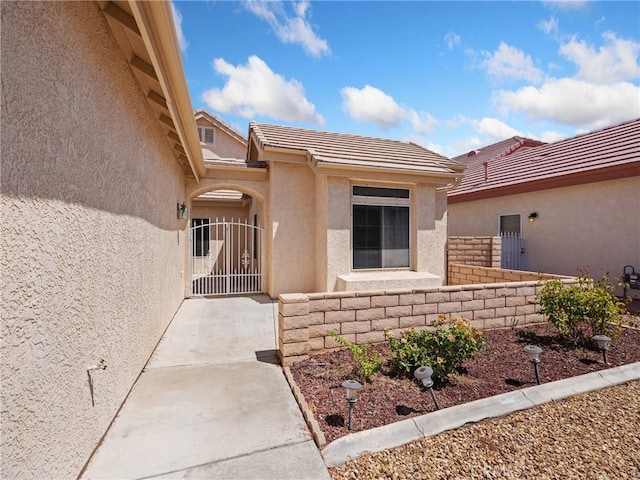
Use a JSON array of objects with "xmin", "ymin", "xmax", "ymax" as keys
[
  {"xmin": 321, "ymin": 181, "xmax": 448, "ymax": 292},
  {"xmin": 324, "ymin": 176, "xmax": 352, "ymax": 291},
  {"xmin": 196, "ymin": 118, "xmax": 246, "ymax": 159},
  {"xmin": 269, "ymin": 162, "xmax": 316, "ymax": 295},
  {"xmin": 191, "ymin": 202, "xmax": 250, "ymax": 222},
  {"xmin": 1, "ymin": 3, "xmax": 187, "ymax": 478},
  {"xmin": 448, "ymin": 177, "xmax": 640, "ymax": 298}
]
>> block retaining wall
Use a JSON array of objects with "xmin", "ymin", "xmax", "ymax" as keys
[
  {"xmin": 448, "ymin": 236, "xmax": 501, "ymax": 270},
  {"xmin": 278, "ymin": 268, "xmax": 575, "ymax": 365}
]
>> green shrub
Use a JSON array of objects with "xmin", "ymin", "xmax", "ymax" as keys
[
  {"xmin": 386, "ymin": 316, "xmax": 486, "ymax": 382},
  {"xmin": 538, "ymin": 270, "xmax": 625, "ymax": 344},
  {"xmin": 326, "ymin": 331, "xmax": 382, "ymax": 382}
]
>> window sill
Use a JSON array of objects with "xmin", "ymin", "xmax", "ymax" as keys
[{"xmin": 335, "ymin": 271, "xmax": 441, "ymax": 292}]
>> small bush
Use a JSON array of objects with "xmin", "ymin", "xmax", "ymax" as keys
[
  {"xmin": 538, "ymin": 270, "xmax": 625, "ymax": 344},
  {"xmin": 326, "ymin": 331, "xmax": 382, "ymax": 382},
  {"xmin": 386, "ymin": 316, "xmax": 486, "ymax": 382}
]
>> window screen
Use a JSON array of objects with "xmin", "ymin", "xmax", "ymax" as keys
[
  {"xmin": 198, "ymin": 127, "xmax": 215, "ymax": 144},
  {"xmin": 499, "ymin": 214, "xmax": 521, "ymax": 235},
  {"xmin": 353, "ymin": 205, "xmax": 409, "ymax": 269}
]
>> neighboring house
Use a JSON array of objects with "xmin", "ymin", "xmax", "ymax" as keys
[
  {"xmin": 189, "ymin": 120, "xmax": 466, "ymax": 297},
  {"xmin": 448, "ymin": 119, "xmax": 640, "ymax": 299},
  {"xmin": 2, "ymin": 2, "xmax": 204, "ymax": 478}
]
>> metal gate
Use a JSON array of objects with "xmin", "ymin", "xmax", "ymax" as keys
[
  {"xmin": 500, "ymin": 231, "xmax": 523, "ymax": 270},
  {"xmin": 190, "ymin": 218, "xmax": 263, "ymax": 296}
]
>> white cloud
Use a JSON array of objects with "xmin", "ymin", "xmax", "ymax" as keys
[
  {"xmin": 202, "ymin": 56, "xmax": 324, "ymax": 125},
  {"xmin": 445, "ymin": 32, "xmax": 461, "ymax": 50},
  {"xmin": 540, "ymin": 130, "xmax": 568, "ymax": 143},
  {"xmin": 493, "ymin": 78, "xmax": 640, "ymax": 128},
  {"xmin": 171, "ymin": 3, "xmax": 188, "ymax": 53},
  {"xmin": 449, "ymin": 136, "xmax": 484, "ymax": 158},
  {"xmin": 341, "ymin": 85, "xmax": 438, "ymax": 134},
  {"xmin": 408, "ymin": 111, "xmax": 438, "ymax": 135},
  {"xmin": 472, "ymin": 117, "xmax": 522, "ymax": 140},
  {"xmin": 559, "ymin": 32, "xmax": 640, "ymax": 84},
  {"xmin": 538, "ymin": 16, "xmax": 559, "ymax": 38},
  {"xmin": 403, "ymin": 135, "xmax": 445, "ymax": 157},
  {"xmin": 244, "ymin": 1, "xmax": 330, "ymax": 58},
  {"xmin": 481, "ymin": 42, "xmax": 544, "ymax": 83},
  {"xmin": 341, "ymin": 85, "xmax": 407, "ymax": 130},
  {"xmin": 542, "ymin": 0, "xmax": 588, "ymax": 10}
]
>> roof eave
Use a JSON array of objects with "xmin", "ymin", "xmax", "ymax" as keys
[
  {"xmin": 129, "ymin": 1, "xmax": 205, "ymax": 180},
  {"xmin": 448, "ymin": 161, "xmax": 640, "ymax": 203}
]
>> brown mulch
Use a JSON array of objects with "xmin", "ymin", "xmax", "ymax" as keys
[{"xmin": 292, "ymin": 319, "xmax": 640, "ymax": 444}]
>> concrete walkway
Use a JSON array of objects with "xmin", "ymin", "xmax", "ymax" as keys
[{"xmin": 82, "ymin": 296, "xmax": 331, "ymax": 480}]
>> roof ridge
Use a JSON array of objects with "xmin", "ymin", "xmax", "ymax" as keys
[{"xmin": 254, "ymin": 122, "xmax": 422, "ymax": 148}]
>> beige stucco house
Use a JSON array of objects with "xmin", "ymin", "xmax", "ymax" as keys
[
  {"xmin": 2, "ymin": 2, "xmax": 465, "ymax": 478},
  {"xmin": 189, "ymin": 120, "xmax": 466, "ymax": 297},
  {"xmin": 448, "ymin": 119, "xmax": 640, "ymax": 299}
]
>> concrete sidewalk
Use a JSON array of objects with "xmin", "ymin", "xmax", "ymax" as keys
[{"xmin": 82, "ymin": 296, "xmax": 331, "ymax": 480}]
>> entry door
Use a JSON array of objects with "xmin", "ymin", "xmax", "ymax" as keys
[{"xmin": 190, "ymin": 218, "xmax": 263, "ymax": 296}]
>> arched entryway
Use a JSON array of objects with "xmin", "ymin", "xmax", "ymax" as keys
[{"xmin": 187, "ymin": 181, "xmax": 267, "ymax": 296}]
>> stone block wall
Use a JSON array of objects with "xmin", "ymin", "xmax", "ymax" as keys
[
  {"xmin": 448, "ymin": 236, "xmax": 501, "ymax": 270},
  {"xmin": 448, "ymin": 264, "xmax": 569, "ymax": 286},
  {"xmin": 278, "ymin": 273, "xmax": 577, "ymax": 365}
]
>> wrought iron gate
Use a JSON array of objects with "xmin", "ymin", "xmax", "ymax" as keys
[
  {"xmin": 190, "ymin": 218, "xmax": 263, "ymax": 296},
  {"xmin": 500, "ymin": 231, "xmax": 524, "ymax": 270}
]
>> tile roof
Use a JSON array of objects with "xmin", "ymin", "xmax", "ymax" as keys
[
  {"xmin": 250, "ymin": 122, "xmax": 465, "ymax": 177},
  {"xmin": 449, "ymin": 118, "xmax": 640, "ymax": 201},
  {"xmin": 452, "ymin": 136, "xmax": 545, "ymax": 169}
]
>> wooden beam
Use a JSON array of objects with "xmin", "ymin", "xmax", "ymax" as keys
[
  {"xmin": 174, "ymin": 144, "xmax": 186, "ymax": 155},
  {"xmin": 147, "ymin": 90, "xmax": 168, "ymax": 110},
  {"xmin": 159, "ymin": 114, "xmax": 175, "ymax": 129},
  {"xmin": 131, "ymin": 56, "xmax": 158, "ymax": 82},
  {"xmin": 103, "ymin": 2, "xmax": 140, "ymax": 36},
  {"xmin": 167, "ymin": 131, "xmax": 180, "ymax": 143}
]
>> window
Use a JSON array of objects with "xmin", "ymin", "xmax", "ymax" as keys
[
  {"xmin": 197, "ymin": 126, "xmax": 215, "ymax": 144},
  {"xmin": 498, "ymin": 214, "xmax": 521, "ymax": 235},
  {"xmin": 352, "ymin": 186, "xmax": 410, "ymax": 270},
  {"xmin": 191, "ymin": 218, "xmax": 210, "ymax": 256}
]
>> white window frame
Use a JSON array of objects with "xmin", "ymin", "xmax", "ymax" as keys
[
  {"xmin": 197, "ymin": 126, "xmax": 215, "ymax": 144},
  {"xmin": 351, "ymin": 185, "xmax": 412, "ymax": 271}
]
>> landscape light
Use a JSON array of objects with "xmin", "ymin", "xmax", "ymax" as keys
[
  {"xmin": 341, "ymin": 379, "xmax": 362, "ymax": 431},
  {"xmin": 592, "ymin": 335, "xmax": 612, "ymax": 364},
  {"xmin": 414, "ymin": 366, "xmax": 440, "ymax": 410},
  {"xmin": 523, "ymin": 345, "xmax": 543, "ymax": 385}
]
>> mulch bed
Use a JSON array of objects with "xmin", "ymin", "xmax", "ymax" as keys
[{"xmin": 291, "ymin": 319, "xmax": 640, "ymax": 444}]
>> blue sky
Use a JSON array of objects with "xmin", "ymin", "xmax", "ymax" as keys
[{"xmin": 173, "ymin": 1, "xmax": 640, "ymax": 157}]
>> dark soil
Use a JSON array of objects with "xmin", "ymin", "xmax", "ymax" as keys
[{"xmin": 291, "ymin": 319, "xmax": 640, "ymax": 444}]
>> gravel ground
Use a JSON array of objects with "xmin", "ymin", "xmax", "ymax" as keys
[{"xmin": 329, "ymin": 380, "xmax": 640, "ymax": 479}]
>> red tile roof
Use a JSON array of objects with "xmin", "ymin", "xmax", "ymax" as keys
[
  {"xmin": 449, "ymin": 118, "xmax": 640, "ymax": 202},
  {"xmin": 250, "ymin": 122, "xmax": 465, "ymax": 177}
]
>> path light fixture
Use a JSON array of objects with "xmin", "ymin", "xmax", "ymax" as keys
[
  {"xmin": 523, "ymin": 345, "xmax": 543, "ymax": 385},
  {"xmin": 592, "ymin": 335, "xmax": 612, "ymax": 364},
  {"xmin": 341, "ymin": 379, "xmax": 362, "ymax": 431},
  {"xmin": 414, "ymin": 366, "xmax": 440, "ymax": 410}
]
